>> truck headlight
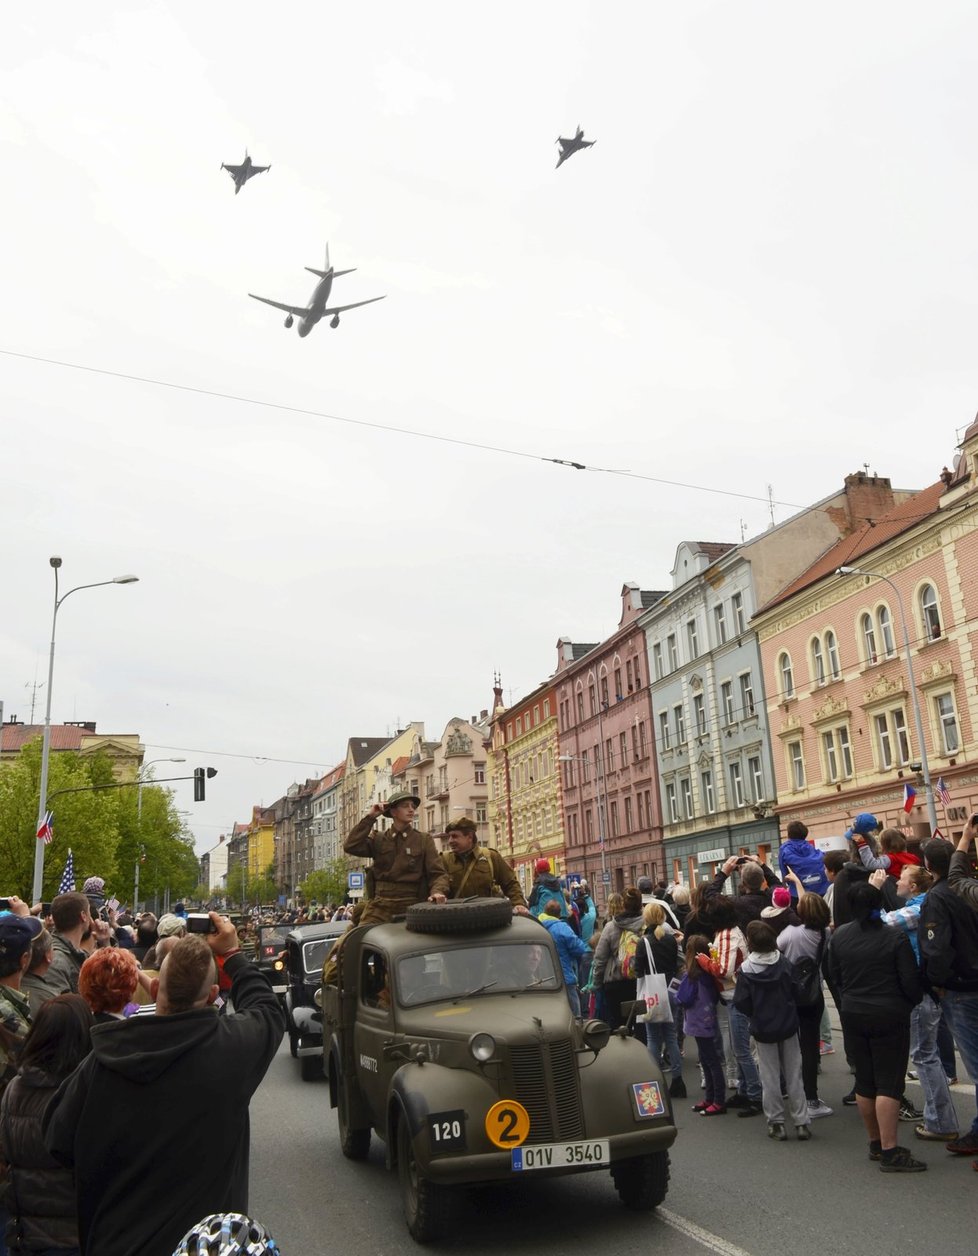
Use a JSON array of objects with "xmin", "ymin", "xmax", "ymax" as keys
[
  {"xmin": 582, "ymin": 1020, "xmax": 611, "ymax": 1053},
  {"xmin": 274, "ymin": 960, "xmax": 285, "ymax": 971},
  {"xmin": 469, "ymin": 1032, "xmax": 496, "ymax": 1062}
]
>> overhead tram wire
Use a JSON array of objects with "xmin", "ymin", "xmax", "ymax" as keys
[{"xmin": 0, "ymin": 348, "xmax": 801, "ymax": 509}]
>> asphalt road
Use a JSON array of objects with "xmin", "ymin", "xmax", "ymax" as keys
[{"xmin": 249, "ymin": 1034, "xmax": 976, "ymax": 1256}]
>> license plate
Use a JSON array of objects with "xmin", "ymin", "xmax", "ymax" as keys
[{"xmin": 511, "ymin": 1140, "xmax": 609, "ymax": 1171}]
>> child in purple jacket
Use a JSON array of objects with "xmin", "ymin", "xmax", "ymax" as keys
[{"xmin": 675, "ymin": 934, "xmax": 726, "ymax": 1115}]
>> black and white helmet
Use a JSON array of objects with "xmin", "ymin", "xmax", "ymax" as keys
[{"xmin": 172, "ymin": 1214, "xmax": 280, "ymax": 1256}]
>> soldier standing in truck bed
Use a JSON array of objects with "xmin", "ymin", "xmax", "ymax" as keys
[
  {"xmin": 441, "ymin": 817, "xmax": 530, "ymax": 913},
  {"xmin": 344, "ymin": 788, "xmax": 450, "ymax": 926}
]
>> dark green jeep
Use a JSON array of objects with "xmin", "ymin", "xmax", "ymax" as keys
[{"xmin": 322, "ymin": 898, "xmax": 677, "ymax": 1242}]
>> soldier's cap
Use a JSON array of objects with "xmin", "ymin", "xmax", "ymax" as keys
[
  {"xmin": 445, "ymin": 816, "xmax": 477, "ymax": 835},
  {"xmin": 0, "ymin": 913, "xmax": 43, "ymax": 958},
  {"xmin": 387, "ymin": 788, "xmax": 421, "ymax": 809}
]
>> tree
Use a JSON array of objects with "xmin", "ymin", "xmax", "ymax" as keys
[{"xmin": 299, "ymin": 856, "xmax": 353, "ymax": 906}]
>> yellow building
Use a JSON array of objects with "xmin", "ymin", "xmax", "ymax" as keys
[{"xmin": 247, "ymin": 804, "xmax": 276, "ymax": 885}]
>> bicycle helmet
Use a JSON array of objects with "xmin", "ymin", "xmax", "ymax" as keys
[{"xmin": 172, "ymin": 1214, "xmax": 280, "ymax": 1256}]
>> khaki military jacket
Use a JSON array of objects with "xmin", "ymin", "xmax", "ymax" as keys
[
  {"xmin": 443, "ymin": 844, "xmax": 527, "ymax": 908},
  {"xmin": 345, "ymin": 815, "xmax": 449, "ymax": 899},
  {"xmin": 0, "ymin": 984, "xmax": 32, "ymax": 1102}
]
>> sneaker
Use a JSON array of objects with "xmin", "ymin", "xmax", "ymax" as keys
[
  {"xmin": 819, "ymin": 1042, "xmax": 835, "ymax": 1055},
  {"xmin": 899, "ymin": 1099, "xmax": 924, "ymax": 1122},
  {"xmin": 868, "ymin": 1140, "xmax": 882, "ymax": 1161},
  {"xmin": 669, "ymin": 1077, "xmax": 687, "ymax": 1099},
  {"xmin": 701, "ymin": 1103, "xmax": 727, "ymax": 1116},
  {"xmin": 691, "ymin": 1101, "xmax": 708, "ymax": 1112},
  {"xmin": 726, "ymin": 1093, "xmax": 751, "ymax": 1110},
  {"xmin": 914, "ymin": 1124, "xmax": 959, "ymax": 1142},
  {"xmin": 842, "ymin": 1088, "xmax": 858, "ymax": 1106},
  {"xmin": 807, "ymin": 1099, "xmax": 834, "ymax": 1119},
  {"xmin": 736, "ymin": 1100, "xmax": 764, "ymax": 1118},
  {"xmin": 767, "ymin": 1121, "xmax": 787, "ymax": 1141},
  {"xmin": 880, "ymin": 1145, "xmax": 927, "ymax": 1173},
  {"xmin": 947, "ymin": 1076, "xmax": 959, "ymax": 1086},
  {"xmin": 906, "ymin": 1068, "xmax": 919, "ymax": 1080},
  {"xmin": 796, "ymin": 1125, "xmax": 812, "ymax": 1140},
  {"xmin": 945, "ymin": 1132, "xmax": 978, "ymax": 1156}
]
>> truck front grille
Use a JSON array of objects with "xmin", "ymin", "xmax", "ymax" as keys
[{"xmin": 509, "ymin": 1040, "xmax": 585, "ymax": 1142}]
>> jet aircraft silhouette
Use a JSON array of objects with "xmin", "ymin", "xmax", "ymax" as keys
[
  {"xmin": 555, "ymin": 127, "xmax": 595, "ymax": 169},
  {"xmin": 221, "ymin": 151, "xmax": 270, "ymax": 194}
]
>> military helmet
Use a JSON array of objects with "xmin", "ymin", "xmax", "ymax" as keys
[{"xmin": 387, "ymin": 787, "xmax": 421, "ymax": 809}]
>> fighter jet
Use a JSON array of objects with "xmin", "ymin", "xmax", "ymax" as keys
[
  {"xmin": 248, "ymin": 246, "xmax": 386, "ymax": 337},
  {"xmin": 555, "ymin": 127, "xmax": 595, "ymax": 169},
  {"xmin": 221, "ymin": 151, "xmax": 270, "ymax": 194}
]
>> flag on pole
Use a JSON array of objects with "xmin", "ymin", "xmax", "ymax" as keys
[
  {"xmin": 902, "ymin": 783, "xmax": 917, "ymax": 814},
  {"xmin": 937, "ymin": 777, "xmax": 951, "ymax": 807},
  {"xmin": 36, "ymin": 810, "xmax": 54, "ymax": 844},
  {"xmin": 59, "ymin": 849, "xmax": 75, "ymax": 895}
]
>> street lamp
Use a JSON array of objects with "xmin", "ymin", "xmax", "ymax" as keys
[
  {"xmin": 32, "ymin": 557, "xmax": 139, "ymax": 903},
  {"xmin": 134, "ymin": 758, "xmax": 185, "ymax": 909},
  {"xmin": 836, "ymin": 565, "xmax": 939, "ymax": 833},
  {"xmin": 559, "ymin": 751, "xmax": 610, "ymax": 895}
]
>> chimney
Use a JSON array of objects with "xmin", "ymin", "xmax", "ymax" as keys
[{"xmin": 843, "ymin": 472, "xmax": 896, "ymax": 532}]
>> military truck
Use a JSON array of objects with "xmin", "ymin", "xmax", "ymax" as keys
[{"xmin": 322, "ymin": 898, "xmax": 677, "ymax": 1242}]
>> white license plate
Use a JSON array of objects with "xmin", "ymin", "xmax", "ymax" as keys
[{"xmin": 511, "ymin": 1140, "xmax": 609, "ymax": 1171}]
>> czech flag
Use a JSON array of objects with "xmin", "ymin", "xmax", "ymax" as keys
[{"xmin": 902, "ymin": 783, "xmax": 916, "ymax": 814}]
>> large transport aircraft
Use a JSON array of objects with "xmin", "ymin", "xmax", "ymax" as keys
[{"xmin": 248, "ymin": 246, "xmax": 386, "ymax": 337}]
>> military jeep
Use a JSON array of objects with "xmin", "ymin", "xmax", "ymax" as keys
[{"xmin": 322, "ymin": 898, "xmax": 677, "ymax": 1243}]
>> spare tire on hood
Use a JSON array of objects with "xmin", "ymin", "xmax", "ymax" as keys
[{"xmin": 405, "ymin": 897, "xmax": 513, "ymax": 935}]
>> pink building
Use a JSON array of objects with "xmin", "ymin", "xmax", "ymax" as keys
[{"xmin": 753, "ymin": 423, "xmax": 978, "ymax": 839}]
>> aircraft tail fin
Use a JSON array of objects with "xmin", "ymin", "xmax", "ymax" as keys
[
  {"xmin": 304, "ymin": 267, "xmax": 330, "ymax": 279},
  {"xmin": 332, "ymin": 267, "xmax": 356, "ymax": 278}
]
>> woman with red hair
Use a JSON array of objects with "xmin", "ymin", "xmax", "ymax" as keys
[{"xmin": 78, "ymin": 948, "xmax": 139, "ymax": 1022}]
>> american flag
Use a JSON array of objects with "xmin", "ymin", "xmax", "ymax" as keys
[
  {"xmin": 59, "ymin": 849, "xmax": 75, "ymax": 895},
  {"xmin": 36, "ymin": 810, "xmax": 54, "ymax": 844},
  {"xmin": 937, "ymin": 776, "xmax": 951, "ymax": 808}
]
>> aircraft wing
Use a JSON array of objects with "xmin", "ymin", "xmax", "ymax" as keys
[
  {"xmin": 249, "ymin": 164, "xmax": 270, "ymax": 175},
  {"xmin": 248, "ymin": 293, "xmax": 309, "ymax": 318},
  {"xmin": 322, "ymin": 296, "xmax": 386, "ymax": 316}
]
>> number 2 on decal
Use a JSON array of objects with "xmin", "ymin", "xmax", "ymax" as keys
[{"xmin": 497, "ymin": 1108, "xmax": 519, "ymax": 1143}]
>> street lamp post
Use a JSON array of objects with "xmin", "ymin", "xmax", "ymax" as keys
[
  {"xmin": 836, "ymin": 566, "xmax": 940, "ymax": 833},
  {"xmin": 32, "ymin": 557, "xmax": 138, "ymax": 904},
  {"xmin": 135, "ymin": 757, "xmax": 185, "ymax": 908}
]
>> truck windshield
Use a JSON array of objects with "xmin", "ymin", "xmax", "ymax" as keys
[{"xmin": 395, "ymin": 942, "xmax": 559, "ymax": 1007}]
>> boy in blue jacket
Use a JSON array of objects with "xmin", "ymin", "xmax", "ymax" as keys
[{"xmin": 778, "ymin": 820, "xmax": 829, "ymax": 897}]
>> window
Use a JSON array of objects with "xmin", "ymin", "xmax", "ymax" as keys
[
  {"xmin": 576, "ymin": 692, "xmax": 584, "ymax": 722},
  {"xmin": 667, "ymin": 634, "xmax": 679, "ymax": 670},
  {"xmin": 600, "ymin": 676, "xmax": 609, "ymax": 706},
  {"xmin": 673, "ymin": 704, "xmax": 686, "ymax": 745},
  {"xmin": 714, "ymin": 603, "xmax": 727, "ymax": 644},
  {"xmin": 892, "ymin": 708, "xmax": 910, "ymax": 764},
  {"xmin": 811, "ymin": 637, "xmax": 825, "ymax": 686},
  {"xmin": 686, "ymin": 618, "xmax": 699, "ymax": 658},
  {"xmin": 543, "ymin": 699, "xmax": 551, "ymax": 718},
  {"xmin": 588, "ymin": 683, "xmax": 596, "ymax": 715},
  {"xmin": 626, "ymin": 660, "xmax": 633, "ymax": 690},
  {"xmin": 652, "ymin": 642, "xmax": 663, "ymax": 680},
  {"xmin": 619, "ymin": 731, "xmax": 628, "ymax": 764},
  {"xmin": 729, "ymin": 762, "xmax": 745, "ymax": 807},
  {"xmin": 681, "ymin": 777, "xmax": 693, "ymax": 819},
  {"xmin": 610, "ymin": 801, "xmax": 619, "ymax": 836},
  {"xmin": 631, "ymin": 724, "xmax": 640, "ymax": 761},
  {"xmin": 731, "ymin": 591, "xmax": 745, "ymax": 635},
  {"xmin": 874, "ymin": 713, "xmax": 893, "ymax": 770},
  {"xmin": 822, "ymin": 726, "xmax": 853, "ymax": 782},
  {"xmin": 476, "ymin": 804, "xmax": 487, "ymax": 823},
  {"xmin": 633, "ymin": 658, "xmax": 642, "ymax": 687},
  {"xmin": 788, "ymin": 740, "xmax": 805, "ymax": 790},
  {"xmin": 739, "ymin": 672, "xmax": 755, "ymax": 718},
  {"xmin": 624, "ymin": 797, "xmax": 633, "ymax": 831},
  {"xmin": 639, "ymin": 720, "xmax": 648, "ymax": 758},
  {"xmin": 693, "ymin": 693, "xmax": 706, "ymax": 736},
  {"xmin": 877, "ymin": 606, "xmax": 896, "ymax": 657},
  {"xmin": 873, "ymin": 708, "xmax": 910, "ymax": 770},
  {"xmin": 701, "ymin": 770, "xmax": 715, "ymax": 814},
  {"xmin": 584, "ymin": 809, "xmax": 593, "ymax": 839},
  {"xmin": 935, "ymin": 693, "xmax": 960, "ymax": 753},
  {"xmin": 920, "ymin": 584, "xmax": 942, "ymax": 639},
  {"xmin": 474, "ymin": 761, "xmax": 486, "ymax": 785},
  {"xmin": 839, "ymin": 726, "xmax": 854, "ymax": 777},
  {"xmin": 779, "ymin": 652, "xmax": 794, "ymax": 699},
  {"xmin": 665, "ymin": 783, "xmax": 679, "ymax": 823},
  {"xmin": 614, "ymin": 667, "xmax": 622, "ymax": 697},
  {"xmin": 748, "ymin": 755, "xmax": 764, "ymax": 801},
  {"xmin": 605, "ymin": 737, "xmax": 614, "ymax": 771},
  {"xmin": 822, "ymin": 731, "xmax": 838, "ymax": 781},
  {"xmin": 721, "ymin": 681, "xmax": 735, "ymax": 725},
  {"xmin": 862, "ymin": 613, "xmax": 877, "ymax": 663},
  {"xmin": 636, "ymin": 791, "xmax": 644, "ymax": 828},
  {"xmin": 825, "ymin": 630, "xmax": 841, "ymax": 680},
  {"xmin": 581, "ymin": 749, "xmax": 590, "ymax": 782},
  {"xmin": 658, "ymin": 711, "xmax": 670, "ymax": 751}
]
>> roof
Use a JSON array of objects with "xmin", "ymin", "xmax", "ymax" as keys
[
  {"xmin": 571, "ymin": 642, "xmax": 598, "ymax": 659},
  {"xmin": 690, "ymin": 541, "xmax": 736, "ymax": 562},
  {"xmin": 2, "ymin": 724, "xmax": 81, "ymax": 752},
  {"xmin": 389, "ymin": 755, "xmax": 410, "ymax": 777},
  {"xmin": 759, "ymin": 480, "xmax": 946, "ymax": 613},
  {"xmin": 347, "ymin": 737, "xmax": 388, "ymax": 767},
  {"xmin": 641, "ymin": 590, "xmax": 668, "ymax": 607}
]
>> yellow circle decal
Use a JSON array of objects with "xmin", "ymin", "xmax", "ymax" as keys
[{"xmin": 484, "ymin": 1100, "xmax": 530, "ymax": 1148}]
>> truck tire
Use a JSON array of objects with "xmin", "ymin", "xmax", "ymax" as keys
[
  {"xmin": 397, "ymin": 1115, "xmax": 452, "ymax": 1242},
  {"xmin": 405, "ymin": 897, "xmax": 513, "ymax": 935},
  {"xmin": 611, "ymin": 1149, "xmax": 670, "ymax": 1210},
  {"xmin": 288, "ymin": 1025, "xmax": 298, "ymax": 1058},
  {"xmin": 300, "ymin": 1053, "xmax": 323, "ymax": 1082},
  {"xmin": 337, "ymin": 1074, "xmax": 371, "ymax": 1160}
]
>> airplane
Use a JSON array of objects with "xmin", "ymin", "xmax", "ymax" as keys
[
  {"xmin": 555, "ymin": 126, "xmax": 595, "ymax": 169},
  {"xmin": 221, "ymin": 150, "xmax": 270, "ymax": 194},
  {"xmin": 248, "ymin": 246, "xmax": 386, "ymax": 337}
]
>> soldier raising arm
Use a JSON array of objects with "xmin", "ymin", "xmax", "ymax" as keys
[{"xmin": 345, "ymin": 789, "xmax": 449, "ymax": 927}]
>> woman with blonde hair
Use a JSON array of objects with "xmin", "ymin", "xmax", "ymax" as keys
[{"xmin": 635, "ymin": 901, "xmax": 684, "ymax": 1096}]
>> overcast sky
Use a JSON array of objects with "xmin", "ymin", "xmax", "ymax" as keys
[{"xmin": 3, "ymin": 2, "xmax": 977, "ymax": 857}]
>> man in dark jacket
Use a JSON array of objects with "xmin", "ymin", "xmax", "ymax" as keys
[
  {"xmin": 919, "ymin": 837, "xmax": 978, "ymax": 1158},
  {"xmin": 44, "ymin": 914, "xmax": 284, "ymax": 1256},
  {"xmin": 705, "ymin": 854, "xmax": 783, "ymax": 931}
]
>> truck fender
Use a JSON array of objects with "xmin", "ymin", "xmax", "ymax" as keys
[{"xmin": 386, "ymin": 1062, "xmax": 499, "ymax": 1172}]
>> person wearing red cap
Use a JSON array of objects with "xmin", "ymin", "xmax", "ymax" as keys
[{"xmin": 527, "ymin": 859, "xmax": 569, "ymax": 919}]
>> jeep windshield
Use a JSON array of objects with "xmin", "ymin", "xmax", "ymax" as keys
[
  {"xmin": 258, "ymin": 926, "xmax": 291, "ymax": 960},
  {"xmin": 395, "ymin": 942, "xmax": 560, "ymax": 1007}
]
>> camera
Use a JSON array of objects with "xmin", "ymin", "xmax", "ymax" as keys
[
  {"xmin": 0, "ymin": 898, "xmax": 11, "ymax": 912},
  {"xmin": 735, "ymin": 856, "xmax": 750, "ymax": 866},
  {"xmin": 41, "ymin": 902, "xmax": 52, "ymax": 916},
  {"xmin": 186, "ymin": 913, "xmax": 217, "ymax": 934}
]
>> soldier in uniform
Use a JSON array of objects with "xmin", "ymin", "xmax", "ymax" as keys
[
  {"xmin": 0, "ymin": 907, "xmax": 41, "ymax": 1100},
  {"xmin": 441, "ymin": 817, "xmax": 530, "ymax": 914},
  {"xmin": 344, "ymin": 788, "xmax": 449, "ymax": 926}
]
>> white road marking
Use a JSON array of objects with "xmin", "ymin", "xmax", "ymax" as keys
[{"xmin": 658, "ymin": 1207, "xmax": 756, "ymax": 1256}]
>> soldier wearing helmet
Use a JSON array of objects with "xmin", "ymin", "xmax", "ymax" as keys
[
  {"xmin": 441, "ymin": 816, "xmax": 529, "ymax": 913},
  {"xmin": 344, "ymin": 789, "xmax": 450, "ymax": 926}
]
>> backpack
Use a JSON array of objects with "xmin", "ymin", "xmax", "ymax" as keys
[
  {"xmin": 616, "ymin": 927, "xmax": 640, "ymax": 980},
  {"xmin": 792, "ymin": 933, "xmax": 825, "ymax": 1009}
]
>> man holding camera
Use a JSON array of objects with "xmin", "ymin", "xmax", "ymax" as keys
[
  {"xmin": 344, "ymin": 788, "xmax": 450, "ymax": 926},
  {"xmin": 44, "ymin": 911, "xmax": 284, "ymax": 1256}
]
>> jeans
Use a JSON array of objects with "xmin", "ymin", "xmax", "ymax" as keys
[
  {"xmin": 939, "ymin": 990, "xmax": 978, "ymax": 1137},
  {"xmin": 911, "ymin": 993, "xmax": 957, "ymax": 1134},
  {"xmin": 937, "ymin": 1004, "xmax": 957, "ymax": 1079},
  {"xmin": 798, "ymin": 996, "xmax": 824, "ymax": 1101},
  {"xmin": 726, "ymin": 1000, "xmax": 762, "ymax": 1101},
  {"xmin": 566, "ymin": 983, "xmax": 582, "ymax": 1018},
  {"xmin": 696, "ymin": 1034, "xmax": 726, "ymax": 1107},
  {"xmin": 646, "ymin": 1013, "xmax": 682, "ymax": 1080}
]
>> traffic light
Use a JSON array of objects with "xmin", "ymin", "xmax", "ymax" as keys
[{"xmin": 194, "ymin": 768, "xmax": 205, "ymax": 802}]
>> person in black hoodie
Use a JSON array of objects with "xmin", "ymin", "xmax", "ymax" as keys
[{"xmin": 44, "ymin": 914, "xmax": 284, "ymax": 1256}]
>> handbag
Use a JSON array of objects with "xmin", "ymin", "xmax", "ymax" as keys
[
  {"xmin": 635, "ymin": 938, "xmax": 673, "ymax": 1023},
  {"xmin": 793, "ymin": 932, "xmax": 826, "ymax": 1008}
]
